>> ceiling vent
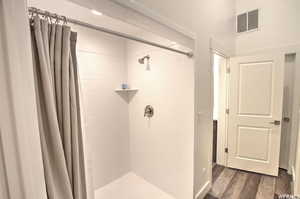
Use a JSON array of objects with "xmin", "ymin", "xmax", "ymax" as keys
[{"xmin": 237, "ymin": 9, "xmax": 259, "ymax": 33}]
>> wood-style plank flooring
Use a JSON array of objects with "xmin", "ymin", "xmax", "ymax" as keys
[{"xmin": 204, "ymin": 165, "xmax": 292, "ymax": 199}]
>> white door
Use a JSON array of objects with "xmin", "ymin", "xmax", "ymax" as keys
[{"xmin": 227, "ymin": 54, "xmax": 284, "ymax": 176}]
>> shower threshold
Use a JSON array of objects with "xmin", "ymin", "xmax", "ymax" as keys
[{"xmin": 95, "ymin": 172, "xmax": 175, "ymax": 199}]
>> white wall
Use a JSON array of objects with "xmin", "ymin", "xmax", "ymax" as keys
[
  {"xmin": 236, "ymin": 0, "xmax": 300, "ymax": 55},
  {"xmin": 74, "ymin": 26, "xmax": 130, "ymax": 189},
  {"xmin": 127, "ymin": 38, "xmax": 194, "ymax": 199},
  {"xmin": 0, "ymin": 0, "xmax": 47, "ymax": 198}
]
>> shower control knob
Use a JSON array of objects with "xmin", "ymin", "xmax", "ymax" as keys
[{"xmin": 144, "ymin": 105, "xmax": 154, "ymax": 118}]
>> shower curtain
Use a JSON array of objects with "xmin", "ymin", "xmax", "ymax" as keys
[{"xmin": 30, "ymin": 16, "xmax": 87, "ymax": 199}]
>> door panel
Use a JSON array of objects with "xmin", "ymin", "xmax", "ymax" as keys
[
  {"xmin": 237, "ymin": 126, "xmax": 270, "ymax": 161},
  {"xmin": 238, "ymin": 62, "xmax": 273, "ymax": 116},
  {"xmin": 227, "ymin": 54, "xmax": 284, "ymax": 176}
]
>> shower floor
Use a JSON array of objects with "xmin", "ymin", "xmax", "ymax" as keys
[{"xmin": 95, "ymin": 172, "xmax": 175, "ymax": 199}]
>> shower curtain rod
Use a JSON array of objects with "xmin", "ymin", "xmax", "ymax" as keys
[{"xmin": 28, "ymin": 7, "xmax": 194, "ymax": 58}]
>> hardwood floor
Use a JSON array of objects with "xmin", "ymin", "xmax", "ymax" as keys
[{"xmin": 204, "ymin": 165, "xmax": 292, "ymax": 199}]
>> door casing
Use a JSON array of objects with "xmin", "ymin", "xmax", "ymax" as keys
[{"xmin": 213, "ymin": 52, "xmax": 230, "ymax": 166}]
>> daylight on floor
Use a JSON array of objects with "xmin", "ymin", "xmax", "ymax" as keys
[{"xmin": 1, "ymin": 0, "xmax": 300, "ymax": 199}]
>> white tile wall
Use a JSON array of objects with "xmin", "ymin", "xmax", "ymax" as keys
[
  {"xmin": 127, "ymin": 40, "xmax": 195, "ymax": 199},
  {"xmin": 75, "ymin": 25, "xmax": 130, "ymax": 190}
]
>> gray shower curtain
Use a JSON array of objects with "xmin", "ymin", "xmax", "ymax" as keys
[{"xmin": 30, "ymin": 16, "xmax": 87, "ymax": 199}]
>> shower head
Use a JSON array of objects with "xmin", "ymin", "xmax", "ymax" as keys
[
  {"xmin": 138, "ymin": 55, "xmax": 151, "ymax": 71},
  {"xmin": 138, "ymin": 55, "xmax": 150, "ymax": 64}
]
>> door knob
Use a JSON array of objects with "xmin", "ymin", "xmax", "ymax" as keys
[
  {"xmin": 270, "ymin": 120, "xmax": 281, "ymax": 125},
  {"xmin": 283, "ymin": 117, "xmax": 290, "ymax": 122}
]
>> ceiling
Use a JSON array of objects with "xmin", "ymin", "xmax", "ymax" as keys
[
  {"xmin": 111, "ymin": 0, "xmax": 201, "ymax": 33},
  {"xmin": 29, "ymin": 0, "xmax": 144, "ymax": 35}
]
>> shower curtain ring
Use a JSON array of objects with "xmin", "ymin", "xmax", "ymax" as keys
[
  {"xmin": 31, "ymin": 7, "xmax": 37, "ymax": 13},
  {"xmin": 29, "ymin": 11, "xmax": 34, "ymax": 20},
  {"xmin": 45, "ymin": 11, "xmax": 52, "ymax": 24},
  {"xmin": 30, "ymin": 7, "xmax": 37, "ymax": 18},
  {"xmin": 29, "ymin": 13, "xmax": 35, "ymax": 26},
  {"xmin": 54, "ymin": 14, "xmax": 59, "ymax": 24},
  {"xmin": 63, "ymin": 16, "xmax": 68, "ymax": 25}
]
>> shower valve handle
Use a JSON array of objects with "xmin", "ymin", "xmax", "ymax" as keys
[{"xmin": 144, "ymin": 105, "xmax": 154, "ymax": 118}]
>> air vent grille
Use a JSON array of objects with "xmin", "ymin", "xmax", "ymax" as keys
[
  {"xmin": 248, "ymin": 9, "xmax": 259, "ymax": 30},
  {"xmin": 237, "ymin": 13, "xmax": 247, "ymax": 33},
  {"xmin": 237, "ymin": 9, "xmax": 259, "ymax": 33}
]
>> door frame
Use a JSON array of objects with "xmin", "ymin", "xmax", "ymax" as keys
[
  {"xmin": 211, "ymin": 49, "xmax": 230, "ymax": 167},
  {"xmin": 280, "ymin": 53, "xmax": 297, "ymax": 170},
  {"xmin": 214, "ymin": 51, "xmax": 287, "ymax": 170}
]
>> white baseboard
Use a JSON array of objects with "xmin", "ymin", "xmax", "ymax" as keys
[{"xmin": 195, "ymin": 181, "xmax": 211, "ymax": 199}]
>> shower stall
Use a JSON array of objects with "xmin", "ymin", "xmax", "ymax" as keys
[{"xmin": 28, "ymin": 1, "xmax": 195, "ymax": 199}]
